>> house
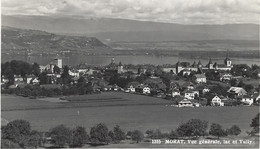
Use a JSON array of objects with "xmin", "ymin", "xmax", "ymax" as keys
[
  {"xmin": 1, "ymin": 76, "xmax": 9, "ymax": 84},
  {"xmin": 30, "ymin": 78, "xmax": 40, "ymax": 85},
  {"xmin": 211, "ymin": 95, "xmax": 224, "ymax": 106},
  {"xmin": 178, "ymin": 99, "xmax": 193, "ymax": 107},
  {"xmin": 143, "ymin": 87, "xmax": 151, "ymax": 94},
  {"xmin": 171, "ymin": 89, "xmax": 180, "ymax": 97},
  {"xmin": 240, "ymin": 95, "xmax": 254, "ymax": 105},
  {"xmin": 194, "ymin": 74, "xmax": 207, "ymax": 83},
  {"xmin": 135, "ymin": 84, "xmax": 151, "ymax": 94},
  {"xmin": 14, "ymin": 75, "xmax": 23, "ymax": 82},
  {"xmin": 195, "ymin": 84, "xmax": 210, "ymax": 94},
  {"xmin": 26, "ymin": 75, "xmax": 35, "ymax": 84},
  {"xmin": 220, "ymin": 73, "xmax": 232, "ymax": 81},
  {"xmin": 181, "ymin": 82, "xmax": 194, "ymax": 90},
  {"xmin": 184, "ymin": 90, "xmax": 199, "ymax": 100},
  {"xmin": 69, "ymin": 70, "xmax": 80, "ymax": 78},
  {"xmin": 227, "ymin": 87, "xmax": 247, "ymax": 98},
  {"xmin": 182, "ymin": 69, "xmax": 191, "ymax": 76}
]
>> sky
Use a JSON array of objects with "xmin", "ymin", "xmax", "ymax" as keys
[{"xmin": 2, "ymin": 0, "xmax": 260, "ymax": 24}]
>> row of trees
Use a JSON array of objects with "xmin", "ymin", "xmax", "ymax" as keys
[
  {"xmin": 1, "ymin": 60, "xmax": 41, "ymax": 84},
  {"xmin": 2, "ymin": 83, "xmax": 95, "ymax": 97},
  {"xmin": 2, "ymin": 113, "xmax": 259, "ymax": 148}
]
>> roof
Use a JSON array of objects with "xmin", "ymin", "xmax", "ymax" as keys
[
  {"xmin": 227, "ymin": 87, "xmax": 247, "ymax": 94},
  {"xmin": 194, "ymin": 74, "xmax": 206, "ymax": 78}
]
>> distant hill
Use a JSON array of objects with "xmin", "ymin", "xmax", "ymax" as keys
[
  {"xmin": 2, "ymin": 15, "xmax": 259, "ymax": 42},
  {"xmin": 1, "ymin": 26, "xmax": 112, "ymax": 53}
]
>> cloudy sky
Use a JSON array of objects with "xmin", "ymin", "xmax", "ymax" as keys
[{"xmin": 2, "ymin": 0, "xmax": 260, "ymax": 24}]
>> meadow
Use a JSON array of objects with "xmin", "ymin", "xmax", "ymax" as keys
[{"xmin": 1, "ymin": 93, "xmax": 259, "ymax": 137}]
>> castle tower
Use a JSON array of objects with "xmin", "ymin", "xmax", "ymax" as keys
[
  {"xmin": 117, "ymin": 61, "xmax": 124, "ymax": 74},
  {"xmin": 224, "ymin": 49, "xmax": 232, "ymax": 67},
  {"xmin": 176, "ymin": 61, "xmax": 184, "ymax": 74},
  {"xmin": 54, "ymin": 58, "xmax": 62, "ymax": 68}
]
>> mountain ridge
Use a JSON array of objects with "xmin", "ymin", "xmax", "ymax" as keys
[{"xmin": 2, "ymin": 15, "xmax": 259, "ymax": 42}]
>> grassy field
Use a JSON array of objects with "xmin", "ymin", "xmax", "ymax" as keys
[{"xmin": 1, "ymin": 93, "xmax": 259, "ymax": 137}]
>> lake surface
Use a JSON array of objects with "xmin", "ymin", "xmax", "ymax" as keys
[{"xmin": 2, "ymin": 54, "xmax": 260, "ymax": 66}]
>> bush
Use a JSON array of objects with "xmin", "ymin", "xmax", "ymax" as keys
[
  {"xmin": 49, "ymin": 125, "xmax": 72, "ymax": 147},
  {"xmin": 227, "ymin": 125, "xmax": 241, "ymax": 136}
]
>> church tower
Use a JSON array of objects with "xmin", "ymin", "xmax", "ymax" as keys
[
  {"xmin": 208, "ymin": 58, "xmax": 213, "ymax": 69},
  {"xmin": 224, "ymin": 49, "xmax": 232, "ymax": 67}
]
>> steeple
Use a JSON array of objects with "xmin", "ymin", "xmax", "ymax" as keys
[
  {"xmin": 208, "ymin": 58, "xmax": 213, "ymax": 64},
  {"xmin": 224, "ymin": 49, "xmax": 232, "ymax": 67}
]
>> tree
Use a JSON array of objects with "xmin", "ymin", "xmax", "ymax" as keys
[
  {"xmin": 131, "ymin": 130, "xmax": 144, "ymax": 143},
  {"xmin": 70, "ymin": 126, "xmax": 89, "ymax": 147},
  {"xmin": 90, "ymin": 123, "xmax": 110, "ymax": 145},
  {"xmin": 209, "ymin": 123, "xmax": 227, "ymax": 139},
  {"xmin": 237, "ymin": 80, "xmax": 245, "ymax": 87},
  {"xmin": 168, "ymin": 130, "xmax": 178, "ymax": 139},
  {"xmin": 244, "ymin": 84, "xmax": 254, "ymax": 93},
  {"xmin": 111, "ymin": 125, "xmax": 125, "ymax": 143},
  {"xmin": 227, "ymin": 125, "xmax": 241, "ymax": 136},
  {"xmin": 38, "ymin": 71, "xmax": 48, "ymax": 84},
  {"xmin": 32, "ymin": 62, "xmax": 40, "ymax": 77},
  {"xmin": 53, "ymin": 65, "xmax": 61, "ymax": 74},
  {"xmin": 1, "ymin": 119, "xmax": 31, "ymax": 147},
  {"xmin": 176, "ymin": 119, "xmax": 208, "ymax": 138},
  {"xmin": 27, "ymin": 130, "xmax": 42, "ymax": 148},
  {"xmin": 229, "ymin": 79, "xmax": 237, "ymax": 86},
  {"xmin": 49, "ymin": 125, "xmax": 72, "ymax": 147},
  {"xmin": 61, "ymin": 65, "xmax": 72, "ymax": 84},
  {"xmin": 250, "ymin": 113, "xmax": 259, "ymax": 134}
]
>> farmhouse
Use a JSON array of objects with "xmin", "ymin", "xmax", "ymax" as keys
[
  {"xmin": 178, "ymin": 99, "xmax": 193, "ymax": 107},
  {"xmin": 194, "ymin": 74, "xmax": 207, "ymax": 83},
  {"xmin": 211, "ymin": 95, "xmax": 224, "ymax": 106},
  {"xmin": 240, "ymin": 95, "xmax": 254, "ymax": 105},
  {"xmin": 184, "ymin": 90, "xmax": 199, "ymax": 100},
  {"xmin": 171, "ymin": 89, "xmax": 181, "ymax": 97},
  {"xmin": 227, "ymin": 87, "xmax": 247, "ymax": 98}
]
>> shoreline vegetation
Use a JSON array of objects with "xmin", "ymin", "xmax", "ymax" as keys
[{"xmin": 1, "ymin": 115, "xmax": 259, "ymax": 148}]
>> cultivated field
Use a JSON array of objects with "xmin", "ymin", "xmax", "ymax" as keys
[{"xmin": 1, "ymin": 93, "xmax": 259, "ymax": 137}]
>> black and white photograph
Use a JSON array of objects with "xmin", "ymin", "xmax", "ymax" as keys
[{"xmin": 1, "ymin": 0, "xmax": 260, "ymax": 148}]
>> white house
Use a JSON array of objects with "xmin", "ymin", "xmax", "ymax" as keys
[
  {"xmin": 69, "ymin": 70, "xmax": 80, "ymax": 78},
  {"xmin": 220, "ymin": 73, "xmax": 232, "ymax": 81},
  {"xmin": 211, "ymin": 96, "xmax": 224, "ymax": 106},
  {"xmin": 184, "ymin": 90, "xmax": 199, "ymax": 100},
  {"xmin": 127, "ymin": 85, "xmax": 136, "ymax": 93},
  {"xmin": 143, "ymin": 87, "xmax": 151, "ymax": 94},
  {"xmin": 172, "ymin": 89, "xmax": 180, "ymax": 97},
  {"xmin": 241, "ymin": 95, "xmax": 254, "ymax": 105},
  {"xmin": 178, "ymin": 99, "xmax": 193, "ymax": 107},
  {"xmin": 194, "ymin": 74, "xmax": 207, "ymax": 83}
]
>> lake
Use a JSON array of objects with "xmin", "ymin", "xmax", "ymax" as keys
[{"xmin": 2, "ymin": 54, "xmax": 259, "ymax": 66}]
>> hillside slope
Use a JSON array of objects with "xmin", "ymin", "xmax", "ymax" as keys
[{"xmin": 1, "ymin": 26, "xmax": 112, "ymax": 53}]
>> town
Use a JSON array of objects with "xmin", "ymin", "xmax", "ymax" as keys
[{"xmin": 2, "ymin": 51, "xmax": 260, "ymax": 108}]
